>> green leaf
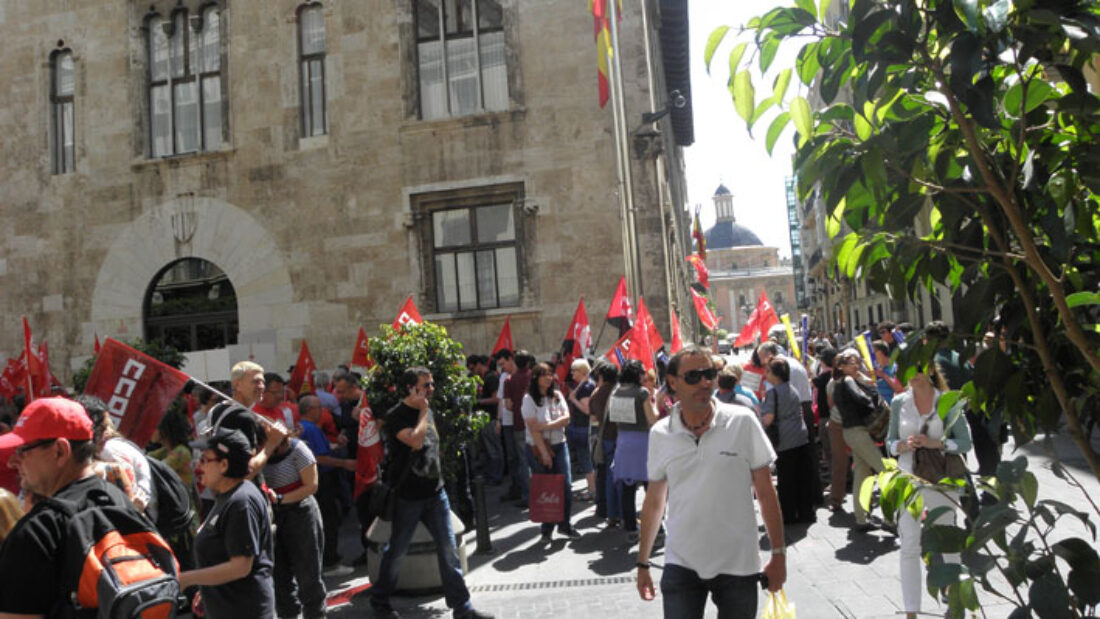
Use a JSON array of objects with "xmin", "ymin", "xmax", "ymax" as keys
[
  {"xmin": 733, "ymin": 70, "xmax": 755, "ymax": 125},
  {"xmin": 1019, "ymin": 471, "xmax": 1038, "ymax": 508},
  {"xmin": 826, "ymin": 197, "xmax": 845, "ymax": 238},
  {"xmin": 953, "ymin": 0, "xmax": 979, "ymax": 32},
  {"xmin": 765, "ymin": 112, "xmax": 790, "ymax": 156},
  {"xmin": 772, "ymin": 68, "xmax": 793, "ymax": 105},
  {"xmin": 790, "ymin": 96, "xmax": 812, "ymax": 145},
  {"xmin": 854, "ymin": 113, "xmax": 873, "ymax": 140},
  {"xmin": 859, "ymin": 473, "xmax": 877, "ymax": 513},
  {"xmin": 1028, "ymin": 573, "xmax": 1072, "ymax": 619},
  {"xmin": 818, "ymin": 0, "xmax": 831, "ymax": 23},
  {"xmin": 727, "ymin": 42, "xmax": 748, "ymax": 79},
  {"xmin": 1066, "ymin": 291, "xmax": 1100, "ymax": 308},
  {"xmin": 795, "ymin": 0, "xmax": 817, "ymax": 19},
  {"xmin": 1004, "ymin": 80, "xmax": 1055, "ymax": 117},
  {"xmin": 922, "ymin": 524, "xmax": 968, "ymax": 554},
  {"xmin": 759, "ymin": 36, "xmax": 781, "ymax": 74},
  {"xmin": 704, "ymin": 26, "xmax": 731, "ymax": 73},
  {"xmin": 796, "ymin": 42, "xmax": 821, "ymax": 85}
]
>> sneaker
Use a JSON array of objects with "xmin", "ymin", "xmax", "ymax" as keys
[
  {"xmin": 323, "ymin": 564, "xmax": 354, "ymax": 577},
  {"xmin": 605, "ymin": 518, "xmax": 621, "ymax": 529},
  {"xmin": 559, "ymin": 527, "xmax": 582, "ymax": 540}
]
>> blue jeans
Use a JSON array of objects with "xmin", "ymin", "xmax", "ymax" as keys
[
  {"xmin": 273, "ymin": 496, "xmax": 326, "ymax": 619},
  {"xmin": 660, "ymin": 563, "xmax": 759, "ymax": 619},
  {"xmin": 371, "ymin": 488, "xmax": 473, "ymax": 617},
  {"xmin": 525, "ymin": 442, "xmax": 572, "ymax": 534},
  {"xmin": 566, "ymin": 425, "xmax": 593, "ymax": 475}
]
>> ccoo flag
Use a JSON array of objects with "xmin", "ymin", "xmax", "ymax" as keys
[
  {"xmin": 392, "ymin": 295, "xmax": 423, "ymax": 331},
  {"xmin": 606, "ymin": 276, "xmax": 634, "ymax": 336},
  {"xmin": 288, "ymin": 340, "xmax": 318, "ymax": 396},
  {"xmin": 82, "ymin": 338, "xmax": 191, "ymax": 447},
  {"xmin": 492, "ymin": 316, "xmax": 514, "ymax": 356},
  {"xmin": 351, "ymin": 326, "xmax": 372, "ymax": 368},
  {"xmin": 669, "ymin": 308, "xmax": 683, "ymax": 354},
  {"xmin": 690, "ymin": 289, "xmax": 720, "ymax": 331}
]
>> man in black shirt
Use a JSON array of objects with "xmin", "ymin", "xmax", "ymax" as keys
[
  {"xmin": 370, "ymin": 367, "xmax": 492, "ymax": 619},
  {"xmin": 0, "ymin": 397, "xmax": 133, "ymax": 616},
  {"xmin": 469, "ymin": 355, "xmax": 503, "ymax": 485}
]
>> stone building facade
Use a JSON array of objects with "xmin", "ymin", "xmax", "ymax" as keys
[
  {"xmin": 0, "ymin": 0, "xmax": 694, "ymax": 380},
  {"xmin": 702, "ymin": 185, "xmax": 796, "ymax": 336}
]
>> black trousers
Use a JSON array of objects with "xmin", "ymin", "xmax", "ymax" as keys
[
  {"xmin": 776, "ymin": 443, "xmax": 816, "ymax": 524},
  {"xmin": 317, "ymin": 468, "xmax": 344, "ymax": 565}
]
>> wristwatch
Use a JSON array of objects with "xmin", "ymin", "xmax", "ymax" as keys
[{"xmin": 771, "ymin": 546, "xmax": 786, "ymax": 556}]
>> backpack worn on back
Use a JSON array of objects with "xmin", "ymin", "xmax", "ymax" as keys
[
  {"xmin": 48, "ymin": 486, "xmax": 180, "ymax": 619},
  {"xmin": 144, "ymin": 455, "xmax": 195, "ymax": 538}
]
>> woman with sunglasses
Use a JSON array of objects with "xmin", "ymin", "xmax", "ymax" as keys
[
  {"xmin": 832, "ymin": 348, "xmax": 887, "ymax": 530},
  {"xmin": 608, "ymin": 361, "xmax": 659, "ymax": 542},
  {"xmin": 521, "ymin": 362, "xmax": 581, "ymax": 542},
  {"xmin": 181, "ymin": 428, "xmax": 275, "ymax": 619},
  {"xmin": 887, "ymin": 364, "xmax": 972, "ymax": 619},
  {"xmin": 761, "ymin": 358, "xmax": 816, "ymax": 524}
]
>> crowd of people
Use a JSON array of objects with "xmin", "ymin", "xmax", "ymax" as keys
[{"xmin": 0, "ymin": 317, "xmax": 1007, "ymax": 619}]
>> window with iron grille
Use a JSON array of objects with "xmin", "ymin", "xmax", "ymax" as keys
[
  {"xmin": 299, "ymin": 3, "xmax": 327, "ymax": 137},
  {"xmin": 50, "ymin": 49, "xmax": 75, "ymax": 174},
  {"xmin": 414, "ymin": 0, "xmax": 508, "ymax": 120},
  {"xmin": 146, "ymin": 5, "xmax": 223, "ymax": 157}
]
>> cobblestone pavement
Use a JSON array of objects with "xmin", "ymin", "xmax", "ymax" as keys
[{"xmin": 323, "ymin": 432, "xmax": 1100, "ymax": 618}]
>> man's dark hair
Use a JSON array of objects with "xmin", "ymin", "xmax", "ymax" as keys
[
  {"xmin": 492, "ymin": 349, "xmax": 513, "ymax": 361},
  {"xmin": 74, "ymin": 394, "xmax": 108, "ymax": 445},
  {"xmin": 69, "ymin": 439, "xmax": 96, "ymax": 465},
  {"xmin": 618, "ymin": 360, "xmax": 644, "ymax": 385},
  {"xmin": 717, "ymin": 367, "xmax": 738, "ymax": 391},
  {"xmin": 264, "ymin": 372, "xmax": 285, "ymax": 386},
  {"xmin": 514, "ymin": 349, "xmax": 535, "ymax": 371},
  {"xmin": 667, "ymin": 344, "xmax": 711, "ymax": 377},
  {"xmin": 335, "ymin": 372, "xmax": 362, "ymax": 387},
  {"xmin": 758, "ymin": 341, "xmax": 780, "ymax": 357},
  {"xmin": 197, "ymin": 387, "xmax": 222, "ymax": 406},
  {"xmin": 466, "ymin": 354, "xmax": 480, "ymax": 368},
  {"xmin": 157, "ymin": 408, "xmax": 192, "ymax": 448},
  {"xmin": 768, "ymin": 358, "xmax": 790, "ymax": 383},
  {"xmin": 817, "ymin": 346, "xmax": 838, "ymax": 368},
  {"xmin": 877, "ymin": 320, "xmax": 896, "ymax": 333},
  {"xmin": 871, "ymin": 340, "xmax": 889, "ymax": 356},
  {"xmin": 399, "ymin": 367, "xmax": 433, "ymax": 393}
]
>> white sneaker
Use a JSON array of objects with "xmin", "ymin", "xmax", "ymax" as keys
[{"xmin": 323, "ymin": 564, "xmax": 354, "ymax": 577}]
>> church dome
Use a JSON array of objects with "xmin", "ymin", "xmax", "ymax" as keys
[
  {"xmin": 705, "ymin": 221, "xmax": 763, "ymax": 249},
  {"xmin": 714, "ymin": 183, "xmax": 732, "ymax": 196}
]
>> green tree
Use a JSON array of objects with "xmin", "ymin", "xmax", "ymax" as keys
[
  {"xmin": 363, "ymin": 321, "xmax": 485, "ymax": 489},
  {"xmin": 708, "ymin": 0, "xmax": 1100, "ymax": 479}
]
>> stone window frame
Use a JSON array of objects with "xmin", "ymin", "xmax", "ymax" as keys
[
  {"xmin": 412, "ymin": 182, "xmax": 528, "ymax": 315},
  {"xmin": 49, "ymin": 45, "xmax": 75, "ymax": 175},
  {"xmin": 412, "ymin": 0, "xmax": 511, "ymax": 120},
  {"xmin": 297, "ymin": 2, "xmax": 327, "ymax": 137},
  {"xmin": 143, "ymin": 1, "xmax": 228, "ymax": 159}
]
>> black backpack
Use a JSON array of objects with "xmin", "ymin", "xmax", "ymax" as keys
[
  {"xmin": 48, "ymin": 486, "xmax": 180, "ymax": 619},
  {"xmin": 144, "ymin": 455, "xmax": 195, "ymax": 538}
]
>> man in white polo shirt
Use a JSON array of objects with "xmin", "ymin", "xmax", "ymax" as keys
[{"xmin": 636, "ymin": 345, "xmax": 786, "ymax": 618}]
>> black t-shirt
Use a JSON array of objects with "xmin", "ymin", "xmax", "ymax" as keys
[
  {"xmin": 194, "ymin": 480, "xmax": 275, "ymax": 619},
  {"xmin": 478, "ymin": 371, "xmax": 500, "ymax": 419},
  {"xmin": 0, "ymin": 475, "xmax": 131, "ymax": 617},
  {"xmin": 383, "ymin": 402, "xmax": 444, "ymax": 500},
  {"xmin": 568, "ymin": 379, "xmax": 596, "ymax": 427}
]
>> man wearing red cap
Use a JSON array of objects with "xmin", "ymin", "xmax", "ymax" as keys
[{"xmin": 0, "ymin": 397, "xmax": 148, "ymax": 615}]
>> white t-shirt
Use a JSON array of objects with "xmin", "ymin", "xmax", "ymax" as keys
[
  {"xmin": 101, "ymin": 436, "xmax": 157, "ymax": 514},
  {"xmin": 498, "ymin": 371, "xmax": 512, "ymax": 426},
  {"xmin": 520, "ymin": 391, "xmax": 567, "ymax": 446},
  {"xmin": 647, "ymin": 400, "xmax": 776, "ymax": 579}
]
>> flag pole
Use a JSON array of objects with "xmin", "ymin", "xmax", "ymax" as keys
[{"xmin": 607, "ymin": 0, "xmax": 642, "ymax": 301}]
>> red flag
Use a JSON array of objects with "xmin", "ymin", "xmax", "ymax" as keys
[
  {"xmin": 354, "ymin": 394, "xmax": 385, "ymax": 498},
  {"xmin": 670, "ymin": 308, "xmax": 683, "ymax": 354},
  {"xmin": 82, "ymin": 338, "xmax": 191, "ymax": 447},
  {"xmin": 686, "ymin": 254, "xmax": 709, "ymax": 290},
  {"xmin": 39, "ymin": 341, "xmax": 62, "ymax": 389},
  {"xmin": 603, "ymin": 330, "xmax": 634, "ymax": 369},
  {"xmin": 692, "ymin": 205, "xmax": 706, "ymax": 261},
  {"xmin": 94, "ymin": 334, "xmax": 101, "ymax": 355},
  {"xmin": 22, "ymin": 318, "xmax": 50, "ymax": 400},
  {"xmin": 351, "ymin": 327, "xmax": 373, "ymax": 368},
  {"xmin": 491, "ymin": 317, "xmax": 514, "ymax": 356},
  {"xmin": 606, "ymin": 276, "xmax": 634, "ymax": 335},
  {"xmin": 557, "ymin": 299, "xmax": 591, "ymax": 382},
  {"xmin": 603, "ymin": 320, "xmax": 653, "ymax": 372},
  {"xmin": 0, "ymin": 357, "xmax": 22, "ymax": 399},
  {"xmin": 691, "ymin": 289, "xmax": 720, "ymax": 331},
  {"xmin": 589, "ymin": 0, "xmax": 621, "ymax": 108},
  {"xmin": 734, "ymin": 291, "xmax": 781, "ymax": 347},
  {"xmin": 635, "ymin": 297, "xmax": 664, "ymax": 357},
  {"xmin": 288, "ymin": 341, "xmax": 317, "ymax": 396},
  {"xmin": 392, "ymin": 295, "xmax": 423, "ymax": 331}
]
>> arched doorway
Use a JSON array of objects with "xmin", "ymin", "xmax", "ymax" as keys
[{"xmin": 143, "ymin": 258, "xmax": 239, "ymax": 352}]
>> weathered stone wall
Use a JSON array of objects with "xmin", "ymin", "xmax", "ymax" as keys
[{"xmin": 0, "ymin": 0, "xmax": 687, "ymax": 379}]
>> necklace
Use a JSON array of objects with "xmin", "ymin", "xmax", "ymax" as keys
[{"xmin": 681, "ymin": 404, "xmax": 715, "ymax": 432}]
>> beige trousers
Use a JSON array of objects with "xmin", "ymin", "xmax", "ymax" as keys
[{"xmin": 842, "ymin": 426, "xmax": 886, "ymax": 524}]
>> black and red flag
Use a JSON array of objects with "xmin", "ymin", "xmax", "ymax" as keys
[
  {"xmin": 557, "ymin": 299, "xmax": 591, "ymax": 383},
  {"xmin": 82, "ymin": 338, "xmax": 191, "ymax": 447},
  {"xmin": 605, "ymin": 276, "xmax": 634, "ymax": 336}
]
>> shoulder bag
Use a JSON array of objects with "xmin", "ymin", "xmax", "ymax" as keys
[
  {"xmin": 912, "ymin": 418, "xmax": 967, "ymax": 483},
  {"xmin": 857, "ymin": 381, "xmax": 890, "ymax": 442}
]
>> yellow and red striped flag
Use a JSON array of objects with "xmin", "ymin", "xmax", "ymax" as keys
[{"xmin": 589, "ymin": 0, "xmax": 621, "ymax": 108}]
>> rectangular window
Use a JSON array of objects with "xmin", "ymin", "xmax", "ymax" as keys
[
  {"xmin": 415, "ymin": 0, "xmax": 508, "ymax": 120},
  {"xmin": 419, "ymin": 185, "xmax": 523, "ymax": 313},
  {"xmin": 299, "ymin": 4, "xmax": 327, "ymax": 137},
  {"xmin": 147, "ymin": 6, "xmax": 223, "ymax": 158},
  {"xmin": 50, "ymin": 51, "xmax": 75, "ymax": 174}
]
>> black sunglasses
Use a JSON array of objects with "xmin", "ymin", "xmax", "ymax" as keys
[
  {"xmin": 680, "ymin": 367, "xmax": 718, "ymax": 385},
  {"xmin": 15, "ymin": 438, "xmax": 57, "ymax": 457}
]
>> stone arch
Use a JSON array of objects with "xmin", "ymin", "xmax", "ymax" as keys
[{"xmin": 90, "ymin": 196, "xmax": 295, "ymax": 350}]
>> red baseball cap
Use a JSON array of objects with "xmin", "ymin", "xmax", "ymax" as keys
[{"xmin": 0, "ymin": 397, "xmax": 94, "ymax": 449}]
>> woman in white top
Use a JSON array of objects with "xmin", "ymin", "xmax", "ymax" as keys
[
  {"xmin": 521, "ymin": 362, "xmax": 581, "ymax": 542},
  {"xmin": 886, "ymin": 363, "xmax": 973, "ymax": 618}
]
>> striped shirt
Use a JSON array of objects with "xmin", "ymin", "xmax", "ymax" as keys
[{"xmin": 262, "ymin": 439, "xmax": 316, "ymax": 495}]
